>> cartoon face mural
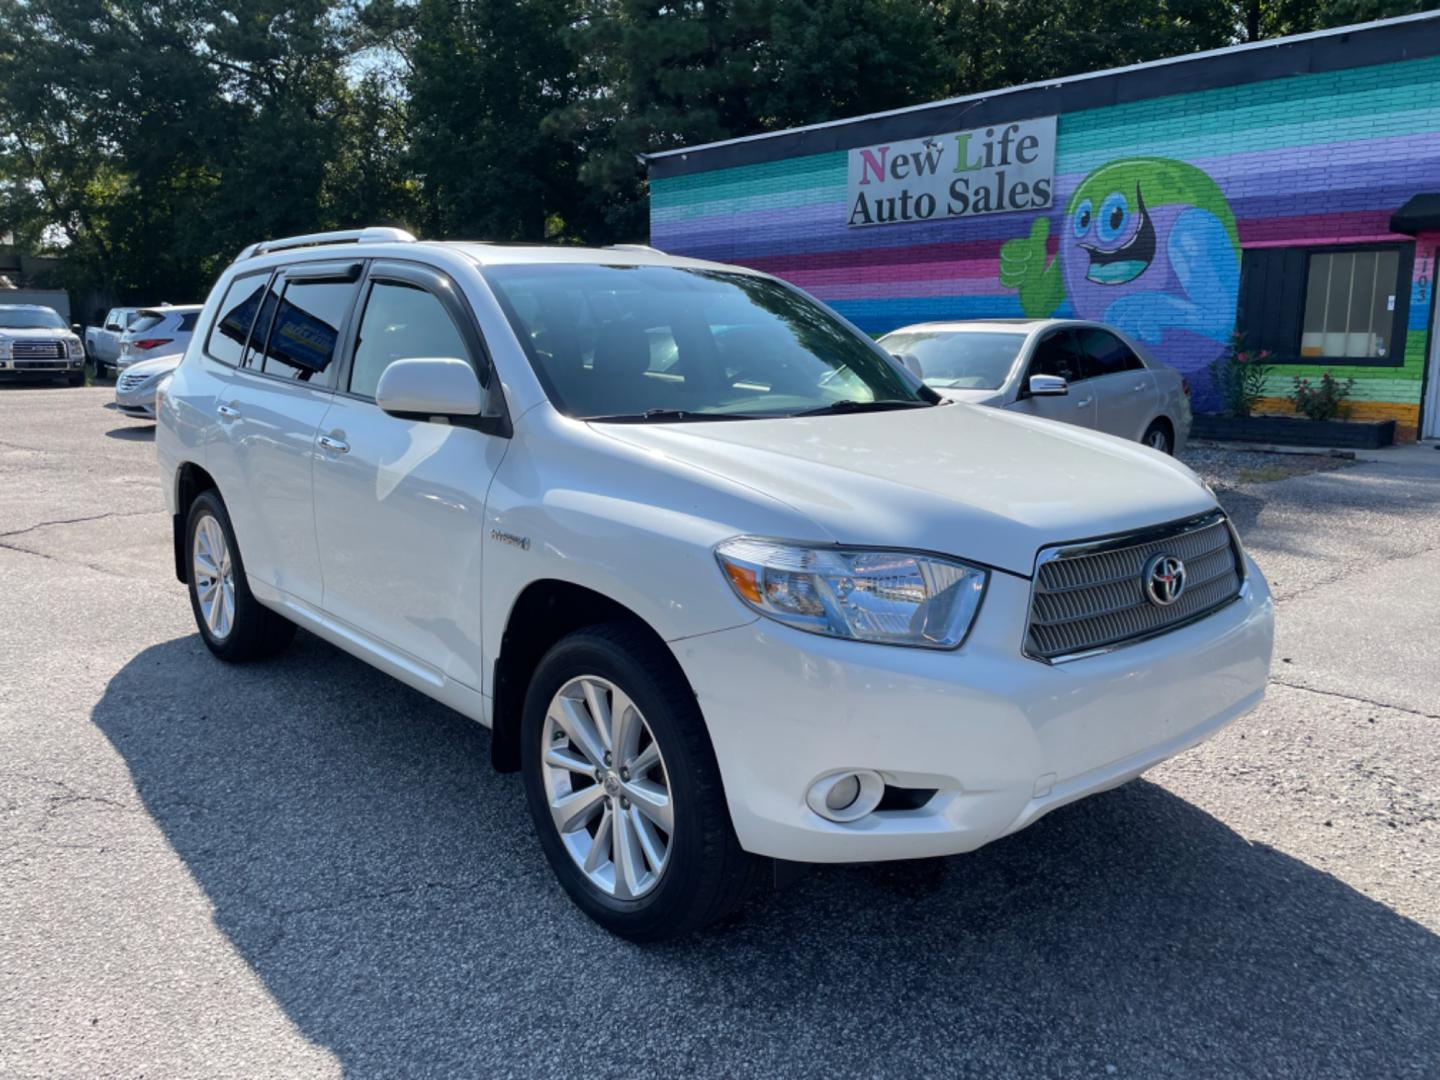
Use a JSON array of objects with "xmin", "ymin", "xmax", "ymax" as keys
[{"xmin": 1000, "ymin": 158, "xmax": 1240, "ymax": 376}]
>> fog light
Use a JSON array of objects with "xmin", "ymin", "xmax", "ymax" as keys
[
  {"xmin": 806, "ymin": 770, "xmax": 884, "ymax": 823},
  {"xmin": 826, "ymin": 774, "xmax": 860, "ymax": 812}
]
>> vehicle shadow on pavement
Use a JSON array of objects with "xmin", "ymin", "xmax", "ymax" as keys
[
  {"xmin": 104, "ymin": 426, "xmax": 155, "ymax": 441},
  {"xmin": 93, "ymin": 633, "xmax": 1440, "ymax": 1078}
]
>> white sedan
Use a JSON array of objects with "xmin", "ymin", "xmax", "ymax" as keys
[
  {"xmin": 879, "ymin": 318, "xmax": 1192, "ymax": 454},
  {"xmin": 115, "ymin": 351, "xmax": 182, "ymax": 420}
]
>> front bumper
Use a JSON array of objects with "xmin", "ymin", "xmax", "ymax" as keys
[
  {"xmin": 674, "ymin": 559, "xmax": 1273, "ymax": 863},
  {"xmin": 0, "ymin": 359, "xmax": 83, "ymax": 377},
  {"xmin": 115, "ymin": 378, "xmax": 159, "ymax": 418}
]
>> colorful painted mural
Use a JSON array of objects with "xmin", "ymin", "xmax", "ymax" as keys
[
  {"xmin": 1001, "ymin": 157, "xmax": 1240, "ymax": 374},
  {"xmin": 650, "ymin": 52, "xmax": 1440, "ymax": 436}
]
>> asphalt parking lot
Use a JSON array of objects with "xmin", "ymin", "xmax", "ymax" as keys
[{"xmin": 2, "ymin": 386, "xmax": 1437, "ymax": 1078}]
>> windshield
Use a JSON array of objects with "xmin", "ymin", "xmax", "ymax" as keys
[
  {"xmin": 483, "ymin": 264, "xmax": 930, "ymax": 420},
  {"xmin": 0, "ymin": 308, "xmax": 65, "ymax": 330},
  {"xmin": 879, "ymin": 330, "xmax": 1025, "ymax": 390}
]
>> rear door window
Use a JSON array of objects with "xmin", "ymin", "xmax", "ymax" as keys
[
  {"xmin": 1077, "ymin": 328, "xmax": 1144, "ymax": 378},
  {"xmin": 252, "ymin": 273, "xmax": 358, "ymax": 382},
  {"xmin": 205, "ymin": 272, "xmax": 273, "ymax": 366}
]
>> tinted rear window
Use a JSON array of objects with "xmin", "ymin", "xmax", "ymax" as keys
[
  {"xmin": 206, "ymin": 272, "xmax": 271, "ymax": 366},
  {"xmin": 129, "ymin": 314, "xmax": 165, "ymax": 334},
  {"xmin": 253, "ymin": 277, "xmax": 355, "ymax": 380},
  {"xmin": 1078, "ymin": 328, "xmax": 1143, "ymax": 377}
]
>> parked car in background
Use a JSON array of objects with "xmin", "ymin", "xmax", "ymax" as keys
[
  {"xmin": 115, "ymin": 351, "xmax": 182, "ymax": 420},
  {"xmin": 0, "ymin": 304, "xmax": 86, "ymax": 386},
  {"xmin": 116, "ymin": 305, "xmax": 201, "ymax": 373},
  {"xmin": 879, "ymin": 319, "xmax": 1192, "ymax": 454},
  {"xmin": 86, "ymin": 307, "xmax": 143, "ymax": 377},
  {"xmin": 156, "ymin": 228, "xmax": 1272, "ymax": 940}
]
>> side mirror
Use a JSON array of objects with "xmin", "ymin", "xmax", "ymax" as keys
[
  {"xmin": 891, "ymin": 352, "xmax": 924, "ymax": 379},
  {"xmin": 376, "ymin": 357, "xmax": 483, "ymax": 419},
  {"xmin": 1025, "ymin": 374, "xmax": 1069, "ymax": 398},
  {"xmin": 71, "ymin": 323, "xmax": 83, "ymax": 333}
]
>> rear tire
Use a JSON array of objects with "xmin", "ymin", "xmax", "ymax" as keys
[
  {"xmin": 185, "ymin": 491, "xmax": 296, "ymax": 662},
  {"xmin": 1142, "ymin": 418, "xmax": 1175, "ymax": 455},
  {"xmin": 521, "ymin": 623, "xmax": 765, "ymax": 941}
]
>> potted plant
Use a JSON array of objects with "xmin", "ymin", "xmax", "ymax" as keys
[
  {"xmin": 1207, "ymin": 332, "xmax": 1273, "ymax": 418},
  {"xmin": 1290, "ymin": 372, "xmax": 1355, "ymax": 422}
]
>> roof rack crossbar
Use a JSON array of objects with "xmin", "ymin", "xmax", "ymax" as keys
[{"xmin": 236, "ymin": 227, "xmax": 417, "ymax": 262}]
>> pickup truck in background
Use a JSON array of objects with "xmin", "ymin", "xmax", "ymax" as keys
[{"xmin": 85, "ymin": 307, "xmax": 141, "ymax": 377}]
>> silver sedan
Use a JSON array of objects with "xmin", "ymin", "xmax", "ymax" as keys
[
  {"xmin": 114, "ymin": 352, "xmax": 183, "ymax": 421},
  {"xmin": 879, "ymin": 318, "xmax": 1192, "ymax": 454}
]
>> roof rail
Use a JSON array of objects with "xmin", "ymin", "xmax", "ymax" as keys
[
  {"xmin": 605, "ymin": 243, "xmax": 663, "ymax": 254},
  {"xmin": 235, "ymin": 227, "xmax": 417, "ymax": 262}
]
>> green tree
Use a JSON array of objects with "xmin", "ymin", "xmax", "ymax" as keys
[
  {"xmin": 404, "ymin": 0, "xmax": 582, "ymax": 242},
  {"xmin": 0, "ymin": 0, "xmax": 390, "ymax": 300},
  {"xmin": 554, "ymin": 0, "xmax": 950, "ymax": 241}
]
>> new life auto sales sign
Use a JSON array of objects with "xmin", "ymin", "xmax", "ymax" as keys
[{"xmin": 846, "ymin": 116, "xmax": 1057, "ymax": 227}]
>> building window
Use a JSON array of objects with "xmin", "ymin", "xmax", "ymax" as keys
[
  {"xmin": 1300, "ymin": 249, "xmax": 1400, "ymax": 360},
  {"xmin": 1239, "ymin": 242, "xmax": 1412, "ymax": 366}
]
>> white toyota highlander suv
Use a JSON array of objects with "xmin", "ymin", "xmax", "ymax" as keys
[{"xmin": 156, "ymin": 227, "xmax": 1274, "ymax": 940}]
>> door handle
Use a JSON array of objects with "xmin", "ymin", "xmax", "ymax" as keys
[
  {"xmin": 216, "ymin": 403, "xmax": 240, "ymax": 419},
  {"xmin": 317, "ymin": 434, "xmax": 350, "ymax": 454},
  {"xmin": 1076, "ymin": 397, "xmax": 1094, "ymax": 408},
  {"xmin": 1132, "ymin": 382, "xmax": 1148, "ymax": 392}
]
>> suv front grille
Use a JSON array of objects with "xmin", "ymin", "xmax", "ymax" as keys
[{"xmin": 1025, "ymin": 511, "xmax": 1244, "ymax": 662}]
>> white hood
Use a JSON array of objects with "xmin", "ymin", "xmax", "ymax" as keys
[{"xmin": 591, "ymin": 403, "xmax": 1216, "ymax": 576}]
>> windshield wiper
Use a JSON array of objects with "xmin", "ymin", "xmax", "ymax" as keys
[
  {"xmin": 791, "ymin": 399, "xmax": 936, "ymax": 417},
  {"xmin": 586, "ymin": 408, "xmax": 763, "ymax": 423}
]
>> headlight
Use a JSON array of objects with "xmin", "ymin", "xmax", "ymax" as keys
[
  {"xmin": 0, "ymin": 341, "xmax": 11, "ymax": 358},
  {"xmin": 715, "ymin": 537, "xmax": 988, "ymax": 649}
]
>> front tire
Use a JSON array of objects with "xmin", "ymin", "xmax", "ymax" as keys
[
  {"xmin": 185, "ymin": 491, "xmax": 295, "ymax": 662},
  {"xmin": 521, "ymin": 624, "xmax": 764, "ymax": 941}
]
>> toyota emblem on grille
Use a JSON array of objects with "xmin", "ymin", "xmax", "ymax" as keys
[{"xmin": 1142, "ymin": 553, "xmax": 1187, "ymax": 606}]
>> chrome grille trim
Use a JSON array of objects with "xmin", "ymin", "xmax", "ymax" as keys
[
  {"xmin": 12, "ymin": 340, "xmax": 65, "ymax": 360},
  {"xmin": 1024, "ymin": 510, "xmax": 1245, "ymax": 664}
]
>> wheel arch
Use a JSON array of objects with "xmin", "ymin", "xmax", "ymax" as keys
[
  {"xmin": 172, "ymin": 462, "xmax": 219, "ymax": 583},
  {"xmin": 1144, "ymin": 413, "xmax": 1175, "ymax": 450},
  {"xmin": 490, "ymin": 579, "xmax": 687, "ymax": 774}
]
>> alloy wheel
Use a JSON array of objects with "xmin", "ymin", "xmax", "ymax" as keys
[
  {"xmin": 192, "ymin": 514, "xmax": 235, "ymax": 640},
  {"xmin": 540, "ymin": 675, "xmax": 673, "ymax": 899}
]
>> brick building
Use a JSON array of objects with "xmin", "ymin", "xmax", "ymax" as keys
[{"xmin": 646, "ymin": 13, "xmax": 1440, "ymax": 440}]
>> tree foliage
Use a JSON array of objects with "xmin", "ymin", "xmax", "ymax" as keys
[{"xmin": 0, "ymin": 0, "xmax": 1428, "ymax": 301}]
